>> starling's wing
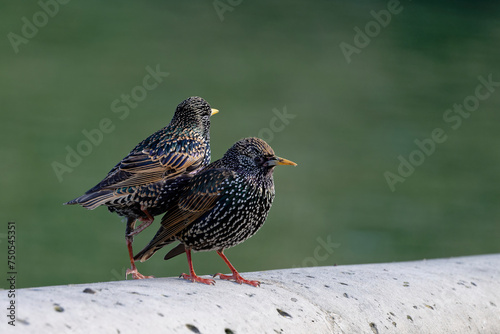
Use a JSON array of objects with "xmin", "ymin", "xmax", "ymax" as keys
[
  {"xmin": 66, "ymin": 134, "xmax": 207, "ymax": 208},
  {"xmin": 161, "ymin": 168, "xmax": 236, "ymax": 236},
  {"xmin": 134, "ymin": 169, "xmax": 236, "ymax": 262},
  {"xmin": 93, "ymin": 136, "xmax": 207, "ymax": 190}
]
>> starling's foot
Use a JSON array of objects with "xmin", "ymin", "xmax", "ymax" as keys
[
  {"xmin": 180, "ymin": 273, "xmax": 215, "ymax": 285},
  {"xmin": 125, "ymin": 219, "xmax": 153, "ymax": 240},
  {"xmin": 214, "ymin": 272, "xmax": 260, "ymax": 287},
  {"xmin": 126, "ymin": 267, "xmax": 155, "ymax": 280},
  {"xmin": 130, "ymin": 217, "xmax": 154, "ymax": 236}
]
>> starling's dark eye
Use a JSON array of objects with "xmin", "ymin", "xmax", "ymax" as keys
[{"xmin": 254, "ymin": 156, "xmax": 265, "ymax": 165}]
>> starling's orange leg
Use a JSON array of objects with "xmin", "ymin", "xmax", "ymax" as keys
[
  {"xmin": 125, "ymin": 217, "xmax": 154, "ymax": 280},
  {"xmin": 214, "ymin": 250, "xmax": 260, "ymax": 287},
  {"xmin": 180, "ymin": 248, "xmax": 215, "ymax": 285}
]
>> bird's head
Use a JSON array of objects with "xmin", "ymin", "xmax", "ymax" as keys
[
  {"xmin": 172, "ymin": 96, "xmax": 218, "ymax": 133},
  {"xmin": 224, "ymin": 137, "xmax": 297, "ymax": 177}
]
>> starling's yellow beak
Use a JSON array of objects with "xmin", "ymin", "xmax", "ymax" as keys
[
  {"xmin": 265, "ymin": 156, "xmax": 297, "ymax": 167},
  {"xmin": 211, "ymin": 108, "xmax": 219, "ymax": 116}
]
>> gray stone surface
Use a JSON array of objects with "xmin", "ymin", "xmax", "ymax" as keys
[{"xmin": 2, "ymin": 254, "xmax": 500, "ymax": 333}]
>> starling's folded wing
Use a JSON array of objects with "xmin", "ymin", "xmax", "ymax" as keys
[
  {"xmin": 106, "ymin": 150, "xmax": 203, "ymax": 188},
  {"xmin": 66, "ymin": 135, "xmax": 208, "ymax": 209},
  {"xmin": 87, "ymin": 137, "xmax": 207, "ymax": 191},
  {"xmin": 133, "ymin": 169, "xmax": 236, "ymax": 262}
]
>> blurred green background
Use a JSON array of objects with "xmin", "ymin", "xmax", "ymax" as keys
[{"xmin": 1, "ymin": 1, "xmax": 499, "ymax": 289}]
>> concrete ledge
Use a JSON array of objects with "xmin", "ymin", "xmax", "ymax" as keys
[{"xmin": 2, "ymin": 254, "xmax": 500, "ymax": 333}]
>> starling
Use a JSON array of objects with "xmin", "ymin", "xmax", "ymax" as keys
[
  {"xmin": 134, "ymin": 137, "xmax": 296, "ymax": 286},
  {"xmin": 65, "ymin": 96, "xmax": 218, "ymax": 279}
]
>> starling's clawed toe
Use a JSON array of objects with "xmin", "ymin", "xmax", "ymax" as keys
[
  {"xmin": 214, "ymin": 250, "xmax": 261, "ymax": 286},
  {"xmin": 180, "ymin": 273, "xmax": 215, "ymax": 285},
  {"xmin": 214, "ymin": 272, "xmax": 260, "ymax": 287},
  {"xmin": 126, "ymin": 267, "xmax": 155, "ymax": 280}
]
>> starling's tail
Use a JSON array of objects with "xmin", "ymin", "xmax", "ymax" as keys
[
  {"xmin": 163, "ymin": 243, "xmax": 186, "ymax": 260},
  {"xmin": 64, "ymin": 190, "xmax": 115, "ymax": 210},
  {"xmin": 133, "ymin": 226, "xmax": 177, "ymax": 262},
  {"xmin": 133, "ymin": 240, "xmax": 175, "ymax": 262}
]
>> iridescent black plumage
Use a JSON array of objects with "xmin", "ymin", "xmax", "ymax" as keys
[
  {"xmin": 134, "ymin": 137, "xmax": 296, "ymax": 286},
  {"xmin": 65, "ymin": 96, "xmax": 218, "ymax": 279}
]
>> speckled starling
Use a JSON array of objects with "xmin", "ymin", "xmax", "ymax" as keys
[
  {"xmin": 134, "ymin": 137, "xmax": 297, "ymax": 286},
  {"xmin": 65, "ymin": 96, "xmax": 218, "ymax": 279}
]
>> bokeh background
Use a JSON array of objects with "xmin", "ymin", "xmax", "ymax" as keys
[{"xmin": 1, "ymin": 1, "xmax": 499, "ymax": 289}]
